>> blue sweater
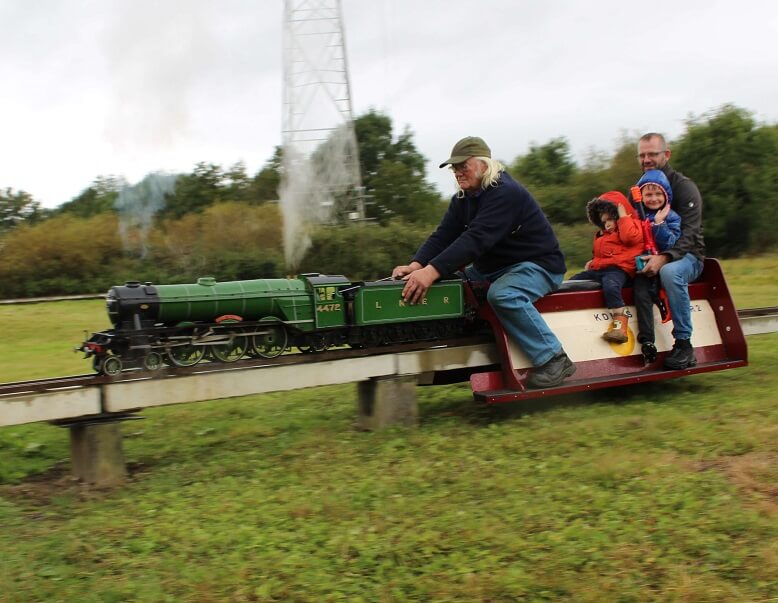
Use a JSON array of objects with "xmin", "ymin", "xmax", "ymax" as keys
[{"xmin": 413, "ymin": 171, "xmax": 566, "ymax": 276}]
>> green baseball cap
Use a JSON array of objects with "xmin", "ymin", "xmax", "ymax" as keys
[{"xmin": 439, "ymin": 136, "xmax": 491, "ymax": 168}]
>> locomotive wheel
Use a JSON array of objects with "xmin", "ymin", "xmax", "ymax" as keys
[
  {"xmin": 167, "ymin": 344, "xmax": 206, "ymax": 367},
  {"xmin": 297, "ymin": 334, "xmax": 328, "ymax": 353},
  {"xmin": 209, "ymin": 331, "xmax": 248, "ymax": 363},
  {"xmin": 143, "ymin": 352, "xmax": 163, "ymax": 371},
  {"xmin": 362, "ymin": 328, "xmax": 383, "ymax": 348},
  {"xmin": 100, "ymin": 356, "xmax": 123, "ymax": 376},
  {"xmin": 251, "ymin": 319, "xmax": 288, "ymax": 359}
]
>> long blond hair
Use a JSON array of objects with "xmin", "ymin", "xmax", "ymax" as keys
[{"xmin": 454, "ymin": 157, "xmax": 505, "ymax": 198}]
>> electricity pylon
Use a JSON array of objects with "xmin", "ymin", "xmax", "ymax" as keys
[{"xmin": 281, "ymin": 0, "xmax": 365, "ymax": 221}]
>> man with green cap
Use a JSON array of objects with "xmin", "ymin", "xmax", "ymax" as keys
[{"xmin": 392, "ymin": 136, "xmax": 575, "ymax": 389}]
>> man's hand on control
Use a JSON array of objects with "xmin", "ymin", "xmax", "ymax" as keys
[
  {"xmin": 401, "ymin": 264, "xmax": 440, "ymax": 304},
  {"xmin": 391, "ymin": 261, "xmax": 423, "ymax": 280}
]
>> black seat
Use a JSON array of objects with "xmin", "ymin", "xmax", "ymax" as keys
[{"xmin": 556, "ymin": 279, "xmax": 601, "ymax": 292}]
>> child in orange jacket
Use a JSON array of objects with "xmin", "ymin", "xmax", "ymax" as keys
[{"xmin": 569, "ymin": 191, "xmax": 644, "ymax": 343}]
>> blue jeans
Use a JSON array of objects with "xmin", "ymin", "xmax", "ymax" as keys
[
  {"xmin": 569, "ymin": 267, "xmax": 630, "ymax": 309},
  {"xmin": 465, "ymin": 261, "xmax": 565, "ymax": 366},
  {"xmin": 659, "ymin": 253, "xmax": 704, "ymax": 341}
]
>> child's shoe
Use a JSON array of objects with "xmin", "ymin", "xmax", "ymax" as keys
[
  {"xmin": 641, "ymin": 341, "xmax": 658, "ymax": 363},
  {"xmin": 602, "ymin": 314, "xmax": 628, "ymax": 344}
]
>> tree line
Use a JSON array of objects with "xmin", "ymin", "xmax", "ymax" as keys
[{"xmin": 1, "ymin": 104, "xmax": 776, "ymax": 298}]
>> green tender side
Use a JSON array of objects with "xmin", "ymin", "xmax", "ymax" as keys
[
  {"xmin": 354, "ymin": 280, "xmax": 464, "ymax": 326},
  {"xmin": 155, "ymin": 277, "xmax": 315, "ymax": 325}
]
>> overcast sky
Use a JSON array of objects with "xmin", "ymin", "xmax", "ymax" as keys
[{"xmin": 2, "ymin": 0, "xmax": 777, "ymax": 208}]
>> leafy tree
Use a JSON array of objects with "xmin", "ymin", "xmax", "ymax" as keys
[
  {"xmin": 251, "ymin": 146, "xmax": 283, "ymax": 203},
  {"xmin": 161, "ymin": 162, "xmax": 224, "ymax": 219},
  {"xmin": 221, "ymin": 161, "xmax": 254, "ymax": 205},
  {"xmin": 509, "ymin": 137, "xmax": 646, "ymax": 228},
  {"xmin": 508, "ymin": 138, "xmax": 583, "ymax": 226},
  {"xmin": 511, "ymin": 137, "xmax": 577, "ymax": 187},
  {"xmin": 606, "ymin": 138, "xmax": 644, "ymax": 190},
  {"xmin": 0, "ymin": 187, "xmax": 43, "ymax": 233},
  {"xmin": 55, "ymin": 176, "xmax": 126, "ymax": 218},
  {"xmin": 672, "ymin": 104, "xmax": 778, "ymax": 255},
  {"xmin": 354, "ymin": 110, "xmax": 395, "ymax": 180},
  {"xmin": 353, "ymin": 110, "xmax": 444, "ymax": 225},
  {"xmin": 571, "ymin": 138, "xmax": 643, "ymax": 197},
  {"xmin": 157, "ymin": 158, "xmax": 282, "ymax": 220}
]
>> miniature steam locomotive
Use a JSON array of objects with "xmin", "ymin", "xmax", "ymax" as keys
[{"xmin": 78, "ymin": 274, "xmax": 476, "ymax": 375}]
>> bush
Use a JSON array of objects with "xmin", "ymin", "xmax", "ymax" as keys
[
  {"xmin": 0, "ymin": 214, "xmax": 126, "ymax": 297},
  {"xmin": 555, "ymin": 223, "xmax": 594, "ymax": 275},
  {"xmin": 299, "ymin": 220, "xmax": 432, "ymax": 280}
]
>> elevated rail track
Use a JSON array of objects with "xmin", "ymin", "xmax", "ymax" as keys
[
  {"xmin": 0, "ymin": 337, "xmax": 497, "ymax": 427},
  {"xmin": 0, "ymin": 308, "xmax": 775, "ymax": 428}
]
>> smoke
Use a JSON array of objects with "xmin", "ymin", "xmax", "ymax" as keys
[
  {"xmin": 115, "ymin": 172, "xmax": 177, "ymax": 258},
  {"xmin": 279, "ymin": 124, "xmax": 362, "ymax": 272}
]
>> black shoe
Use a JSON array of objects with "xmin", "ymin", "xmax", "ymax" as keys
[
  {"xmin": 663, "ymin": 339, "xmax": 697, "ymax": 370},
  {"xmin": 641, "ymin": 342, "xmax": 657, "ymax": 363},
  {"xmin": 526, "ymin": 352, "xmax": 576, "ymax": 389}
]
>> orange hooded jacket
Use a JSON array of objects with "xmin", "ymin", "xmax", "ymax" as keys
[{"xmin": 586, "ymin": 190, "xmax": 644, "ymax": 277}]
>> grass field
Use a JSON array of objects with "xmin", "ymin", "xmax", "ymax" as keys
[{"xmin": 0, "ymin": 255, "xmax": 776, "ymax": 601}]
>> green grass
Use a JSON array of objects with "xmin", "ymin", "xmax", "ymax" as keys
[
  {"xmin": 0, "ymin": 258, "xmax": 776, "ymax": 601},
  {"xmin": 0, "ymin": 299, "xmax": 108, "ymax": 381},
  {"xmin": 719, "ymin": 253, "xmax": 778, "ymax": 308}
]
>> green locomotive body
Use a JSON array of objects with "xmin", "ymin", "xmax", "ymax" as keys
[
  {"xmin": 155, "ymin": 277, "xmax": 313, "ymax": 326},
  {"xmin": 107, "ymin": 277, "xmax": 315, "ymax": 330},
  {"xmin": 80, "ymin": 273, "xmax": 472, "ymax": 375}
]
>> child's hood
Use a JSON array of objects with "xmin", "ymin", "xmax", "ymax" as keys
[
  {"xmin": 586, "ymin": 191, "xmax": 633, "ymax": 229},
  {"xmin": 636, "ymin": 169, "xmax": 673, "ymax": 207}
]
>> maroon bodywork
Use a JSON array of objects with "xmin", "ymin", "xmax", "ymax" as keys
[{"xmin": 467, "ymin": 258, "xmax": 748, "ymax": 404}]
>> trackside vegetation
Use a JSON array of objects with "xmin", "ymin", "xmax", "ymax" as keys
[{"xmin": 0, "ymin": 256, "xmax": 776, "ymax": 601}]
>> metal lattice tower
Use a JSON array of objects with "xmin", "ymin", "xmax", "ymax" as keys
[{"xmin": 282, "ymin": 0, "xmax": 365, "ymax": 221}]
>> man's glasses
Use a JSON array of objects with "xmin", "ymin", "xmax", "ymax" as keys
[
  {"xmin": 636, "ymin": 151, "xmax": 666, "ymax": 160},
  {"xmin": 450, "ymin": 162, "xmax": 471, "ymax": 174}
]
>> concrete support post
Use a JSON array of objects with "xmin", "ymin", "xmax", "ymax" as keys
[
  {"xmin": 69, "ymin": 423, "xmax": 127, "ymax": 486},
  {"xmin": 356, "ymin": 375, "xmax": 418, "ymax": 430}
]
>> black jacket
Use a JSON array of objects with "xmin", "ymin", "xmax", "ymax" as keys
[
  {"xmin": 660, "ymin": 163, "xmax": 705, "ymax": 261},
  {"xmin": 413, "ymin": 171, "xmax": 566, "ymax": 277}
]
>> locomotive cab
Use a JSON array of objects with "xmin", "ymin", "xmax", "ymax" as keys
[{"xmin": 302, "ymin": 274, "xmax": 351, "ymax": 330}]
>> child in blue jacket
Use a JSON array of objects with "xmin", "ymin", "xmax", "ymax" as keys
[{"xmin": 633, "ymin": 169, "xmax": 682, "ymax": 361}]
